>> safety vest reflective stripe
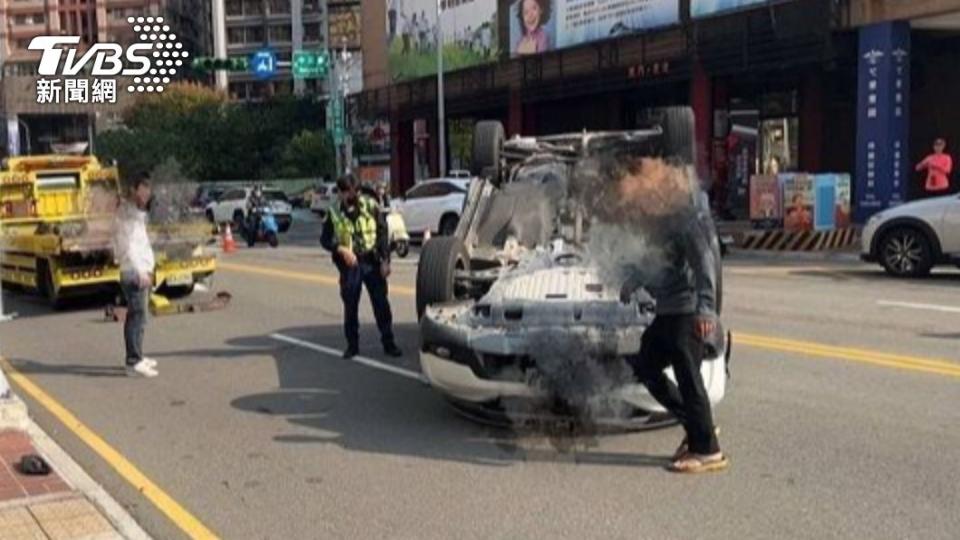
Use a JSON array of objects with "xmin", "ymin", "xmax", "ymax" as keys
[{"xmin": 329, "ymin": 196, "xmax": 378, "ymax": 253}]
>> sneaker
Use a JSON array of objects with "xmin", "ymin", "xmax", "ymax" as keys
[
  {"xmin": 342, "ymin": 346, "xmax": 359, "ymax": 359},
  {"xmin": 383, "ymin": 343, "xmax": 403, "ymax": 358},
  {"xmin": 126, "ymin": 360, "xmax": 158, "ymax": 378},
  {"xmin": 142, "ymin": 358, "xmax": 157, "ymax": 369}
]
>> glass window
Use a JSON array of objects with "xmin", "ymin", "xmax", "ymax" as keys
[
  {"xmin": 405, "ymin": 183, "xmax": 447, "ymax": 199},
  {"xmin": 265, "ymin": 190, "xmax": 289, "ymax": 202},
  {"xmin": 268, "ymin": 0, "xmax": 290, "ymax": 15},
  {"xmin": 247, "ymin": 26, "xmax": 265, "ymax": 43},
  {"xmin": 243, "ymin": 0, "xmax": 263, "ymax": 16},
  {"xmin": 226, "ymin": 0, "xmax": 242, "ymax": 16},
  {"xmin": 227, "ymin": 27, "xmax": 245, "ymax": 44},
  {"xmin": 269, "ymin": 24, "xmax": 291, "ymax": 42},
  {"xmin": 303, "ymin": 22, "xmax": 321, "ymax": 42}
]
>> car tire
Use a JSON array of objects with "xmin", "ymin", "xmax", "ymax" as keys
[
  {"xmin": 232, "ymin": 210, "xmax": 245, "ymax": 233},
  {"xmin": 651, "ymin": 106, "xmax": 696, "ymax": 166},
  {"xmin": 471, "ymin": 120, "xmax": 504, "ymax": 181},
  {"xmin": 205, "ymin": 209, "xmax": 215, "ymax": 223},
  {"xmin": 438, "ymin": 214, "xmax": 459, "ymax": 237},
  {"xmin": 395, "ymin": 240, "xmax": 410, "ymax": 258},
  {"xmin": 416, "ymin": 236, "xmax": 469, "ymax": 319},
  {"xmin": 267, "ymin": 232, "xmax": 279, "ymax": 248},
  {"xmin": 36, "ymin": 259, "xmax": 64, "ymax": 310},
  {"xmin": 880, "ymin": 227, "xmax": 934, "ymax": 277}
]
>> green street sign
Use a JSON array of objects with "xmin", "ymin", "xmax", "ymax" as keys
[
  {"xmin": 191, "ymin": 57, "xmax": 249, "ymax": 73},
  {"xmin": 293, "ymin": 51, "xmax": 330, "ymax": 79}
]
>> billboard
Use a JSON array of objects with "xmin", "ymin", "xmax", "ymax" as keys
[
  {"xmin": 781, "ymin": 173, "xmax": 814, "ymax": 232},
  {"xmin": 691, "ymin": 0, "xmax": 768, "ymax": 18},
  {"xmin": 329, "ymin": 3, "xmax": 362, "ymax": 49},
  {"xmin": 509, "ymin": 0, "xmax": 679, "ymax": 57},
  {"xmin": 749, "ymin": 174, "xmax": 782, "ymax": 230},
  {"xmin": 386, "ymin": 0, "xmax": 499, "ymax": 81}
]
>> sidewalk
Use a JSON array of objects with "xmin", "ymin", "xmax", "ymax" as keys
[{"xmin": 0, "ymin": 390, "xmax": 149, "ymax": 540}]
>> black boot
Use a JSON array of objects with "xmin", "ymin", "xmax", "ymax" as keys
[
  {"xmin": 343, "ymin": 344, "xmax": 359, "ymax": 359},
  {"xmin": 383, "ymin": 342, "xmax": 403, "ymax": 358}
]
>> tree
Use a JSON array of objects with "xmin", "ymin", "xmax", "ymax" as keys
[{"xmin": 279, "ymin": 130, "xmax": 336, "ymax": 179}]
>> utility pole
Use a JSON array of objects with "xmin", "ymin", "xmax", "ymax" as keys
[
  {"xmin": 436, "ymin": 0, "xmax": 446, "ymax": 177},
  {"xmin": 211, "ymin": 0, "xmax": 228, "ymax": 90}
]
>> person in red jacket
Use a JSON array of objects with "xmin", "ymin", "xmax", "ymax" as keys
[{"xmin": 915, "ymin": 138, "xmax": 953, "ymax": 195}]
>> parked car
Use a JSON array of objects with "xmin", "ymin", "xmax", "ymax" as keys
[
  {"xmin": 860, "ymin": 193, "xmax": 960, "ymax": 277},
  {"xmin": 192, "ymin": 186, "xmax": 223, "ymax": 210},
  {"xmin": 310, "ymin": 183, "xmax": 339, "ymax": 217},
  {"xmin": 206, "ymin": 187, "xmax": 293, "ymax": 233},
  {"xmin": 393, "ymin": 178, "xmax": 470, "ymax": 237},
  {"xmin": 416, "ymin": 113, "xmax": 730, "ymax": 431}
]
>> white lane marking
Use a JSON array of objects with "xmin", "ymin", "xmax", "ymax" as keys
[
  {"xmin": 877, "ymin": 300, "xmax": 960, "ymax": 314},
  {"xmin": 270, "ymin": 333, "xmax": 427, "ymax": 382}
]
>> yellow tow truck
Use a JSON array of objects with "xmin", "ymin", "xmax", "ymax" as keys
[{"xmin": 0, "ymin": 154, "xmax": 217, "ymax": 308}]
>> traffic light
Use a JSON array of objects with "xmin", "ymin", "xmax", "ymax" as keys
[
  {"xmin": 292, "ymin": 51, "xmax": 330, "ymax": 79},
  {"xmin": 191, "ymin": 57, "xmax": 249, "ymax": 73}
]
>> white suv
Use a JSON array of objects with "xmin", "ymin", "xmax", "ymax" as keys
[
  {"xmin": 861, "ymin": 193, "xmax": 960, "ymax": 277},
  {"xmin": 206, "ymin": 187, "xmax": 294, "ymax": 233},
  {"xmin": 394, "ymin": 178, "xmax": 471, "ymax": 236}
]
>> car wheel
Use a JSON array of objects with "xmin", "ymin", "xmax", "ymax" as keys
[
  {"xmin": 395, "ymin": 240, "xmax": 410, "ymax": 258},
  {"xmin": 471, "ymin": 120, "xmax": 504, "ymax": 181},
  {"xmin": 232, "ymin": 210, "xmax": 245, "ymax": 233},
  {"xmin": 267, "ymin": 232, "xmax": 279, "ymax": 248},
  {"xmin": 438, "ymin": 214, "xmax": 459, "ymax": 237},
  {"xmin": 36, "ymin": 259, "xmax": 64, "ymax": 310},
  {"xmin": 205, "ymin": 209, "xmax": 215, "ymax": 223},
  {"xmin": 880, "ymin": 227, "xmax": 934, "ymax": 277},
  {"xmin": 416, "ymin": 236, "xmax": 469, "ymax": 319},
  {"xmin": 645, "ymin": 106, "xmax": 695, "ymax": 165}
]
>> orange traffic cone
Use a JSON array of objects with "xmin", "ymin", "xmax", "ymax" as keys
[{"xmin": 222, "ymin": 224, "xmax": 237, "ymax": 253}]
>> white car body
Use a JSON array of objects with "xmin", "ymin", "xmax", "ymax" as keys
[
  {"xmin": 860, "ymin": 193, "xmax": 960, "ymax": 275},
  {"xmin": 205, "ymin": 187, "xmax": 294, "ymax": 231},
  {"xmin": 310, "ymin": 183, "xmax": 338, "ymax": 216},
  {"xmin": 394, "ymin": 178, "xmax": 471, "ymax": 235}
]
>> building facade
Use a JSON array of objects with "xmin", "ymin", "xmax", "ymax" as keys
[
  {"xmin": 357, "ymin": 0, "xmax": 960, "ymax": 221},
  {"xmin": 0, "ymin": 0, "xmax": 211, "ymax": 156}
]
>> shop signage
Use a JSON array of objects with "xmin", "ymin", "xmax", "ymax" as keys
[
  {"xmin": 509, "ymin": 0, "xmax": 678, "ymax": 57},
  {"xmin": 626, "ymin": 60, "xmax": 672, "ymax": 81},
  {"xmin": 691, "ymin": 0, "xmax": 769, "ymax": 18},
  {"xmin": 854, "ymin": 22, "xmax": 910, "ymax": 222}
]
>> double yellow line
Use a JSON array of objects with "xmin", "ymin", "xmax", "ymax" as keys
[
  {"xmin": 220, "ymin": 260, "xmax": 960, "ymax": 380},
  {"xmin": 734, "ymin": 333, "xmax": 960, "ymax": 379}
]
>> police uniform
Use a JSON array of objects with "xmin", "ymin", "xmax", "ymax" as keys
[{"xmin": 320, "ymin": 194, "xmax": 398, "ymax": 355}]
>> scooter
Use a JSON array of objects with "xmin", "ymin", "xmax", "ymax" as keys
[
  {"xmin": 244, "ymin": 207, "xmax": 280, "ymax": 248},
  {"xmin": 387, "ymin": 208, "xmax": 411, "ymax": 258}
]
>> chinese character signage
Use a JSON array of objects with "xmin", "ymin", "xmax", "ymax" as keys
[
  {"xmin": 387, "ymin": 0, "xmax": 499, "ymax": 81},
  {"xmin": 330, "ymin": 4, "xmax": 362, "ymax": 49},
  {"xmin": 691, "ymin": 0, "xmax": 768, "ymax": 18},
  {"xmin": 855, "ymin": 21, "xmax": 910, "ymax": 223},
  {"xmin": 509, "ymin": 0, "xmax": 678, "ymax": 57}
]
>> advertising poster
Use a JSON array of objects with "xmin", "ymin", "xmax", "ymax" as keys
[
  {"xmin": 386, "ymin": 0, "xmax": 498, "ymax": 81},
  {"xmin": 814, "ymin": 175, "xmax": 837, "ymax": 231},
  {"xmin": 749, "ymin": 174, "xmax": 782, "ymax": 230},
  {"xmin": 509, "ymin": 0, "xmax": 678, "ymax": 57},
  {"xmin": 834, "ymin": 173, "xmax": 852, "ymax": 228},
  {"xmin": 691, "ymin": 0, "xmax": 768, "ymax": 18},
  {"xmin": 329, "ymin": 3, "xmax": 362, "ymax": 49},
  {"xmin": 781, "ymin": 173, "xmax": 814, "ymax": 232}
]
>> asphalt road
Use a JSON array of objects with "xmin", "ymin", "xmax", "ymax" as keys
[{"xmin": 2, "ymin": 212, "xmax": 959, "ymax": 540}]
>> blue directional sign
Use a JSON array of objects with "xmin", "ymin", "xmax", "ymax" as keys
[{"xmin": 250, "ymin": 49, "xmax": 278, "ymax": 80}]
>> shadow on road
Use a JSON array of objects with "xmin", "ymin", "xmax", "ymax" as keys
[
  {"xmin": 919, "ymin": 332, "xmax": 960, "ymax": 340},
  {"xmin": 188, "ymin": 323, "xmax": 674, "ymax": 469},
  {"xmin": 790, "ymin": 268, "xmax": 960, "ymax": 285}
]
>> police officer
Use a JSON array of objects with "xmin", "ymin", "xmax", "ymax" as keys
[{"xmin": 321, "ymin": 174, "xmax": 403, "ymax": 359}]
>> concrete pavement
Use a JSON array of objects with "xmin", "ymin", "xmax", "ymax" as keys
[{"xmin": 0, "ymin": 216, "xmax": 958, "ymax": 539}]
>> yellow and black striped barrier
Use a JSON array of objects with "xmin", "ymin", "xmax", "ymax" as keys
[{"xmin": 739, "ymin": 228, "xmax": 859, "ymax": 251}]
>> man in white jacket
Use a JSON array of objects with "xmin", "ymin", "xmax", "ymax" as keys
[{"xmin": 112, "ymin": 174, "xmax": 158, "ymax": 378}]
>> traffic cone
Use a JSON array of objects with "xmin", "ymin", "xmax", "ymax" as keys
[{"xmin": 222, "ymin": 224, "xmax": 237, "ymax": 253}]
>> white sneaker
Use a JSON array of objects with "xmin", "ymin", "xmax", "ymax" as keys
[
  {"xmin": 126, "ymin": 360, "xmax": 158, "ymax": 378},
  {"xmin": 142, "ymin": 358, "xmax": 157, "ymax": 369}
]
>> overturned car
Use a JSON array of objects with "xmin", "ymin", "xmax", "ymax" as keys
[{"xmin": 416, "ymin": 109, "xmax": 730, "ymax": 430}]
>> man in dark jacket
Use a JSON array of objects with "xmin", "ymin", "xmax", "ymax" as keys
[
  {"xmin": 617, "ymin": 159, "xmax": 727, "ymax": 473},
  {"xmin": 321, "ymin": 174, "xmax": 403, "ymax": 359}
]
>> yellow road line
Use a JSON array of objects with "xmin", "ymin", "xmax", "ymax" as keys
[
  {"xmin": 0, "ymin": 356, "xmax": 219, "ymax": 539},
  {"xmin": 219, "ymin": 260, "xmax": 416, "ymax": 296},
  {"xmin": 221, "ymin": 260, "xmax": 959, "ymax": 380},
  {"xmin": 734, "ymin": 333, "xmax": 960, "ymax": 379}
]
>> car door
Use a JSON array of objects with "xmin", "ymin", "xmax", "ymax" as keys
[
  {"xmin": 398, "ymin": 183, "xmax": 439, "ymax": 233},
  {"xmin": 216, "ymin": 189, "xmax": 246, "ymax": 223},
  {"xmin": 940, "ymin": 194, "xmax": 960, "ymax": 256}
]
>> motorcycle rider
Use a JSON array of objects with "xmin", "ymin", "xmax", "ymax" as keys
[
  {"xmin": 320, "ymin": 174, "xmax": 403, "ymax": 359},
  {"xmin": 246, "ymin": 185, "xmax": 266, "ymax": 235}
]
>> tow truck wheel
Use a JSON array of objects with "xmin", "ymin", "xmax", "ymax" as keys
[
  {"xmin": 36, "ymin": 260, "xmax": 64, "ymax": 310},
  {"xmin": 471, "ymin": 120, "xmax": 504, "ymax": 181},
  {"xmin": 416, "ymin": 236, "xmax": 469, "ymax": 320}
]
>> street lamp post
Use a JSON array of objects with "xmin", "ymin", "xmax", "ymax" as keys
[{"xmin": 436, "ymin": 0, "xmax": 446, "ymax": 177}]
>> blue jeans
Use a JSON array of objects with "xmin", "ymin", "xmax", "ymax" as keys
[
  {"xmin": 120, "ymin": 273, "xmax": 148, "ymax": 366},
  {"xmin": 339, "ymin": 261, "xmax": 395, "ymax": 349}
]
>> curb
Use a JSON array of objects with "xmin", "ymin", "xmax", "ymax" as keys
[{"xmin": 0, "ymin": 387, "xmax": 152, "ymax": 539}]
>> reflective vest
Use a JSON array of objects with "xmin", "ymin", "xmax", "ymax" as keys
[{"xmin": 329, "ymin": 196, "xmax": 378, "ymax": 253}]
